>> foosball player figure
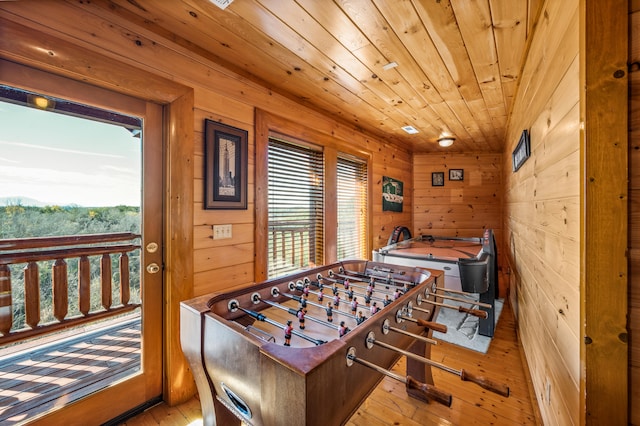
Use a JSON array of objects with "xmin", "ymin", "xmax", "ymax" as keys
[
  {"xmin": 393, "ymin": 288, "xmax": 401, "ymax": 300},
  {"xmin": 383, "ymin": 294, "xmax": 392, "ymax": 307},
  {"xmin": 366, "ymin": 282, "xmax": 374, "ymax": 295},
  {"xmin": 370, "ymin": 302, "xmax": 379, "ymax": 315},
  {"xmin": 300, "ymin": 293, "xmax": 308, "ymax": 309},
  {"xmin": 347, "ymin": 288, "xmax": 354, "ymax": 301},
  {"xmin": 369, "ymin": 276, "xmax": 376, "ymax": 289},
  {"xmin": 356, "ymin": 311, "xmax": 367, "ymax": 325},
  {"xmin": 326, "ymin": 302, "xmax": 333, "ymax": 322},
  {"xmin": 344, "ymin": 279, "xmax": 350, "ymax": 290},
  {"xmin": 334, "ymin": 293, "xmax": 340, "ymax": 307},
  {"xmin": 297, "ymin": 308, "xmax": 307, "ymax": 330},
  {"xmin": 339, "ymin": 321, "xmax": 349, "ymax": 337},
  {"xmin": 364, "ymin": 292, "xmax": 371, "ymax": 307},
  {"xmin": 350, "ymin": 297, "xmax": 358, "ymax": 314},
  {"xmin": 303, "ymin": 284, "xmax": 310, "ymax": 297},
  {"xmin": 284, "ymin": 320, "xmax": 293, "ymax": 346},
  {"xmin": 317, "ymin": 287, "xmax": 324, "ymax": 302},
  {"xmin": 332, "ymin": 284, "xmax": 339, "ymax": 296},
  {"xmin": 402, "ymin": 283, "xmax": 410, "ymax": 294}
]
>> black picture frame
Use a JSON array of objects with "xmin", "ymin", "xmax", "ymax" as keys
[
  {"xmin": 512, "ymin": 129, "xmax": 531, "ymax": 172},
  {"xmin": 449, "ymin": 169, "xmax": 464, "ymax": 181},
  {"xmin": 432, "ymin": 172, "xmax": 445, "ymax": 187},
  {"xmin": 204, "ymin": 119, "xmax": 248, "ymax": 209}
]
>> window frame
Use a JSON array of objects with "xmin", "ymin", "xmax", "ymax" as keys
[
  {"xmin": 336, "ymin": 152, "xmax": 369, "ymax": 260},
  {"xmin": 255, "ymin": 110, "xmax": 372, "ymax": 281}
]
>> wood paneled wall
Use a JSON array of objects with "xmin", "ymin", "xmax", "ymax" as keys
[
  {"xmin": 504, "ymin": 0, "xmax": 628, "ymax": 424},
  {"xmin": 503, "ymin": 1, "xmax": 581, "ymax": 424},
  {"xmin": 0, "ymin": 0, "xmax": 411, "ymax": 408},
  {"xmin": 629, "ymin": 3, "xmax": 640, "ymax": 425},
  {"xmin": 412, "ymin": 153, "xmax": 505, "ymax": 296}
]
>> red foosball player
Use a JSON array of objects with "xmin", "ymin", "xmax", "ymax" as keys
[
  {"xmin": 370, "ymin": 302, "xmax": 379, "ymax": 315},
  {"xmin": 339, "ymin": 321, "xmax": 349, "ymax": 337},
  {"xmin": 303, "ymin": 284, "xmax": 310, "ymax": 297},
  {"xmin": 344, "ymin": 279, "xmax": 350, "ymax": 290},
  {"xmin": 366, "ymin": 282, "xmax": 374, "ymax": 295},
  {"xmin": 350, "ymin": 297, "xmax": 358, "ymax": 314},
  {"xmin": 326, "ymin": 302, "xmax": 333, "ymax": 322},
  {"xmin": 393, "ymin": 288, "xmax": 401, "ymax": 300},
  {"xmin": 284, "ymin": 320, "xmax": 293, "ymax": 346},
  {"xmin": 318, "ymin": 287, "xmax": 324, "ymax": 302},
  {"xmin": 334, "ymin": 293, "xmax": 340, "ymax": 307},
  {"xmin": 297, "ymin": 308, "xmax": 306, "ymax": 329}
]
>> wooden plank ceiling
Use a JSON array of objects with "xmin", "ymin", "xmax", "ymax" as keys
[{"xmin": 110, "ymin": 0, "xmax": 536, "ymax": 153}]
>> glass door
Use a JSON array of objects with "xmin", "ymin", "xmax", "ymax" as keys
[{"xmin": 0, "ymin": 64, "xmax": 163, "ymax": 424}]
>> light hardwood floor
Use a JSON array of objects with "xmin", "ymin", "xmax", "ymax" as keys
[{"xmin": 121, "ymin": 301, "xmax": 540, "ymax": 425}]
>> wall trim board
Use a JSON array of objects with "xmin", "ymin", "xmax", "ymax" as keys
[{"xmin": 580, "ymin": 0, "xmax": 629, "ymax": 424}]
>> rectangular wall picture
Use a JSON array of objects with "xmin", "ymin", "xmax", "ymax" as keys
[
  {"xmin": 382, "ymin": 176, "xmax": 403, "ymax": 212},
  {"xmin": 432, "ymin": 172, "xmax": 444, "ymax": 186},
  {"xmin": 204, "ymin": 119, "xmax": 248, "ymax": 209}
]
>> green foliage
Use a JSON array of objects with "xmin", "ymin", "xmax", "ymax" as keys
[
  {"xmin": 1, "ymin": 204, "xmax": 140, "ymax": 239},
  {"xmin": 1, "ymin": 204, "xmax": 141, "ymax": 331}
]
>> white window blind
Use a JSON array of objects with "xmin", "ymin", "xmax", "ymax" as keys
[
  {"xmin": 267, "ymin": 137, "xmax": 324, "ymax": 278},
  {"xmin": 337, "ymin": 153, "xmax": 368, "ymax": 260}
]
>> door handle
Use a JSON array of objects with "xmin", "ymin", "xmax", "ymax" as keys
[{"xmin": 146, "ymin": 263, "xmax": 160, "ymax": 274}]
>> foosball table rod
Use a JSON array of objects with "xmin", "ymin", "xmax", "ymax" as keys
[
  {"xmin": 365, "ymin": 331, "xmax": 510, "ymax": 397},
  {"xmin": 345, "ymin": 347, "xmax": 452, "ymax": 407}
]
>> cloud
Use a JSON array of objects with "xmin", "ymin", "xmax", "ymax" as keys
[
  {"xmin": 0, "ymin": 140, "xmax": 124, "ymax": 159},
  {"xmin": 0, "ymin": 157, "xmax": 20, "ymax": 164},
  {"xmin": 0, "ymin": 165, "xmax": 140, "ymax": 206}
]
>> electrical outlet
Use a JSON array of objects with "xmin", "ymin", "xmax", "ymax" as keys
[{"xmin": 213, "ymin": 224, "xmax": 232, "ymax": 240}]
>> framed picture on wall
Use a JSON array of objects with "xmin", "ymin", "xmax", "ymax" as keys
[
  {"xmin": 512, "ymin": 129, "xmax": 531, "ymax": 172},
  {"xmin": 204, "ymin": 119, "xmax": 248, "ymax": 209},
  {"xmin": 382, "ymin": 176, "xmax": 404, "ymax": 212},
  {"xmin": 449, "ymin": 169, "xmax": 464, "ymax": 181},
  {"xmin": 432, "ymin": 172, "xmax": 444, "ymax": 186}
]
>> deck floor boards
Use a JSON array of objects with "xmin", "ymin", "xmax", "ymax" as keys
[{"xmin": 0, "ymin": 317, "xmax": 141, "ymax": 424}]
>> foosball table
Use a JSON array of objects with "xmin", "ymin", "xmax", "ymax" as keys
[{"xmin": 180, "ymin": 260, "xmax": 508, "ymax": 426}]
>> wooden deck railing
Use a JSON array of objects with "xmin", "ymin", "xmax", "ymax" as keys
[
  {"xmin": 269, "ymin": 221, "xmax": 319, "ymax": 277},
  {"xmin": 0, "ymin": 232, "xmax": 141, "ymax": 345}
]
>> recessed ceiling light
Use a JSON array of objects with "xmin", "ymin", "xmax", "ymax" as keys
[
  {"xmin": 383, "ymin": 62, "xmax": 398, "ymax": 70},
  {"xmin": 401, "ymin": 125, "xmax": 419, "ymax": 134},
  {"xmin": 208, "ymin": 0, "xmax": 234, "ymax": 10}
]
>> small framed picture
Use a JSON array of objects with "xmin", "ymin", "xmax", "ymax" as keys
[
  {"xmin": 449, "ymin": 169, "xmax": 464, "ymax": 181},
  {"xmin": 431, "ymin": 172, "xmax": 444, "ymax": 187}
]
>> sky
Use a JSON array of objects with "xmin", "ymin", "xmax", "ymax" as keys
[{"xmin": 0, "ymin": 100, "xmax": 141, "ymax": 207}]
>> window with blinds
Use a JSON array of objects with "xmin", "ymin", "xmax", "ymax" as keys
[
  {"xmin": 267, "ymin": 137, "xmax": 324, "ymax": 278},
  {"xmin": 337, "ymin": 153, "xmax": 368, "ymax": 260}
]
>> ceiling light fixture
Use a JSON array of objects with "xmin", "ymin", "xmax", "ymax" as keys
[
  {"xmin": 401, "ymin": 125, "xmax": 419, "ymax": 134},
  {"xmin": 438, "ymin": 137, "xmax": 455, "ymax": 147},
  {"xmin": 382, "ymin": 62, "xmax": 398, "ymax": 70},
  {"xmin": 28, "ymin": 94, "xmax": 54, "ymax": 110}
]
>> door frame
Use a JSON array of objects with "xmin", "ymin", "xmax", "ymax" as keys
[{"xmin": 0, "ymin": 60, "xmax": 165, "ymax": 424}]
